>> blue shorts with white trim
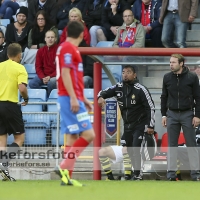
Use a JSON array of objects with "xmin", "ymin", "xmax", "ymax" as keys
[{"xmin": 58, "ymin": 96, "xmax": 92, "ymax": 134}]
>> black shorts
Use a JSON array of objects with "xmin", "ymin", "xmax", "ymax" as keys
[{"xmin": 0, "ymin": 101, "xmax": 25, "ymax": 135}]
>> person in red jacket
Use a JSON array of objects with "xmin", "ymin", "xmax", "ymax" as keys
[
  {"xmin": 59, "ymin": 7, "xmax": 90, "ymax": 46},
  {"xmin": 29, "ymin": 30, "xmax": 58, "ymax": 96}
]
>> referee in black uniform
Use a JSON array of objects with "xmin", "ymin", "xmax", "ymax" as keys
[{"xmin": 0, "ymin": 43, "xmax": 28, "ymax": 181}]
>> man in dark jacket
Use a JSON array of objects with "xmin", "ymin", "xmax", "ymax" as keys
[
  {"xmin": 99, "ymin": 0, "xmax": 131, "ymax": 41},
  {"xmin": 161, "ymin": 54, "xmax": 200, "ymax": 181},
  {"xmin": 98, "ymin": 65, "xmax": 155, "ymax": 180},
  {"xmin": 83, "ymin": 0, "xmax": 105, "ymax": 30},
  {"xmin": 132, "ymin": 0, "xmax": 163, "ymax": 47},
  {"xmin": 28, "ymin": 0, "xmax": 58, "ymax": 24},
  {"xmin": 82, "ymin": 0, "xmax": 105, "ymax": 46},
  {"xmin": 5, "ymin": 6, "xmax": 32, "ymax": 52},
  {"xmin": 57, "ymin": 0, "xmax": 86, "ymax": 30}
]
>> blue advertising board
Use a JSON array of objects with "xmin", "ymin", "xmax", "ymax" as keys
[{"xmin": 105, "ymin": 99, "xmax": 117, "ymax": 137}]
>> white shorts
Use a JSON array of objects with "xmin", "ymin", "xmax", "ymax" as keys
[{"xmin": 110, "ymin": 146, "xmax": 123, "ymax": 164}]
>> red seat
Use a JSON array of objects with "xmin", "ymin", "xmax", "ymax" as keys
[{"xmin": 160, "ymin": 132, "xmax": 186, "ymax": 153}]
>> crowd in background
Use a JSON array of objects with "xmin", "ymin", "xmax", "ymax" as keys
[{"xmin": 0, "ymin": 0, "xmax": 199, "ymax": 93}]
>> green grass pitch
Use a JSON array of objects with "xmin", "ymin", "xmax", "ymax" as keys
[{"xmin": 0, "ymin": 180, "xmax": 199, "ymax": 200}]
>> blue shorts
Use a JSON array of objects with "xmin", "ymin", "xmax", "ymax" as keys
[{"xmin": 58, "ymin": 96, "xmax": 92, "ymax": 134}]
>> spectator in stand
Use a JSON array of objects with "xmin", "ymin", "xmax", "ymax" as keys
[
  {"xmin": 159, "ymin": 0, "xmax": 198, "ymax": 48},
  {"xmin": 0, "ymin": 0, "xmax": 19, "ymax": 21},
  {"xmin": 97, "ymin": 0, "xmax": 131, "ymax": 43},
  {"xmin": 57, "ymin": 0, "xmax": 86, "ymax": 31},
  {"xmin": 59, "ymin": 8, "xmax": 90, "ymax": 46},
  {"xmin": 29, "ymin": 30, "xmax": 57, "ymax": 96},
  {"xmin": 5, "ymin": 6, "xmax": 32, "ymax": 52},
  {"xmin": 59, "ymin": 8, "xmax": 93, "ymax": 88},
  {"xmin": 0, "ymin": 30, "xmax": 7, "ymax": 62},
  {"xmin": 113, "ymin": 9, "xmax": 145, "ymax": 47},
  {"xmin": 28, "ymin": 0, "xmax": 58, "ymax": 24},
  {"xmin": 28, "ymin": 10, "xmax": 59, "ymax": 49},
  {"xmin": 83, "ymin": 0, "xmax": 105, "ymax": 47},
  {"xmin": 132, "ymin": 0, "xmax": 163, "ymax": 47}
]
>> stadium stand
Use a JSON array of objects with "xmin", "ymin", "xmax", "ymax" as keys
[
  {"xmin": 7, "ymin": 134, "xmax": 14, "ymax": 145},
  {"xmin": 0, "ymin": 19, "xmax": 10, "ymax": 27},
  {"xmin": 102, "ymin": 73, "xmax": 121, "ymax": 89},
  {"xmin": 46, "ymin": 89, "xmax": 62, "ymax": 145},
  {"xmin": 21, "ymin": 89, "xmax": 49, "ymax": 145},
  {"xmin": 24, "ymin": 63, "xmax": 36, "ymax": 80},
  {"xmin": 47, "ymin": 89, "xmax": 58, "ymax": 124},
  {"xmin": 96, "ymin": 41, "xmax": 114, "ymax": 47},
  {"xmin": 96, "ymin": 41, "xmax": 122, "ymax": 89},
  {"xmin": 21, "ymin": 89, "xmax": 47, "ymax": 112},
  {"xmin": 84, "ymin": 88, "xmax": 94, "ymax": 102}
]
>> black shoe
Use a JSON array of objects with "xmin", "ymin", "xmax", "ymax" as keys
[
  {"xmin": 105, "ymin": 177, "xmax": 115, "ymax": 181},
  {"xmin": 116, "ymin": 176, "xmax": 122, "ymax": 180},
  {"xmin": 124, "ymin": 174, "xmax": 132, "ymax": 180},
  {"xmin": 132, "ymin": 175, "xmax": 143, "ymax": 181},
  {"xmin": 0, "ymin": 163, "xmax": 12, "ymax": 181},
  {"xmin": 176, "ymin": 173, "xmax": 182, "ymax": 181},
  {"xmin": 124, "ymin": 171, "xmax": 134, "ymax": 180},
  {"xmin": 2, "ymin": 177, "xmax": 16, "ymax": 181},
  {"xmin": 168, "ymin": 177, "xmax": 177, "ymax": 181},
  {"xmin": 107, "ymin": 174, "xmax": 115, "ymax": 180}
]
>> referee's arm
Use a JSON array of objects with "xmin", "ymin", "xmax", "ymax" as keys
[{"xmin": 19, "ymin": 83, "xmax": 28, "ymax": 106}]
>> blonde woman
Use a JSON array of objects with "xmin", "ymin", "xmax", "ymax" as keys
[{"xmin": 59, "ymin": 7, "xmax": 90, "ymax": 46}]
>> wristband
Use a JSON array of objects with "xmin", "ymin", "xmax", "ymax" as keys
[{"xmin": 24, "ymin": 97, "xmax": 29, "ymax": 102}]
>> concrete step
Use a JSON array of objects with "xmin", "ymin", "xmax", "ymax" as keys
[
  {"xmin": 148, "ymin": 66, "xmax": 169, "ymax": 71},
  {"xmin": 151, "ymin": 94, "xmax": 161, "ymax": 103},
  {"xmin": 148, "ymin": 71, "xmax": 167, "ymax": 77},
  {"xmin": 191, "ymin": 18, "xmax": 200, "ymax": 30},
  {"xmin": 186, "ymin": 30, "xmax": 200, "ymax": 41},
  {"xmin": 147, "ymin": 66, "xmax": 169, "ymax": 77},
  {"xmin": 142, "ymin": 77, "xmax": 163, "ymax": 89},
  {"xmin": 186, "ymin": 42, "xmax": 200, "ymax": 48},
  {"xmin": 149, "ymin": 89, "xmax": 162, "ymax": 94}
]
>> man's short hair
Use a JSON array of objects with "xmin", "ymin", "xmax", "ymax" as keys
[
  {"xmin": 67, "ymin": 21, "xmax": 84, "ymax": 38},
  {"xmin": 171, "ymin": 54, "xmax": 185, "ymax": 65},
  {"xmin": 45, "ymin": 30, "xmax": 56, "ymax": 38},
  {"xmin": 7, "ymin": 43, "xmax": 22, "ymax": 57},
  {"xmin": 123, "ymin": 65, "xmax": 136, "ymax": 73}
]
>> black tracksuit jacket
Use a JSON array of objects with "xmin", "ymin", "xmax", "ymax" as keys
[
  {"xmin": 98, "ymin": 80, "xmax": 155, "ymax": 130},
  {"xmin": 161, "ymin": 67, "xmax": 200, "ymax": 118}
]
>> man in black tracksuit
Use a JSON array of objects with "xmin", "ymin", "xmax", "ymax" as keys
[
  {"xmin": 98, "ymin": 65, "xmax": 155, "ymax": 180},
  {"xmin": 161, "ymin": 54, "xmax": 200, "ymax": 181}
]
